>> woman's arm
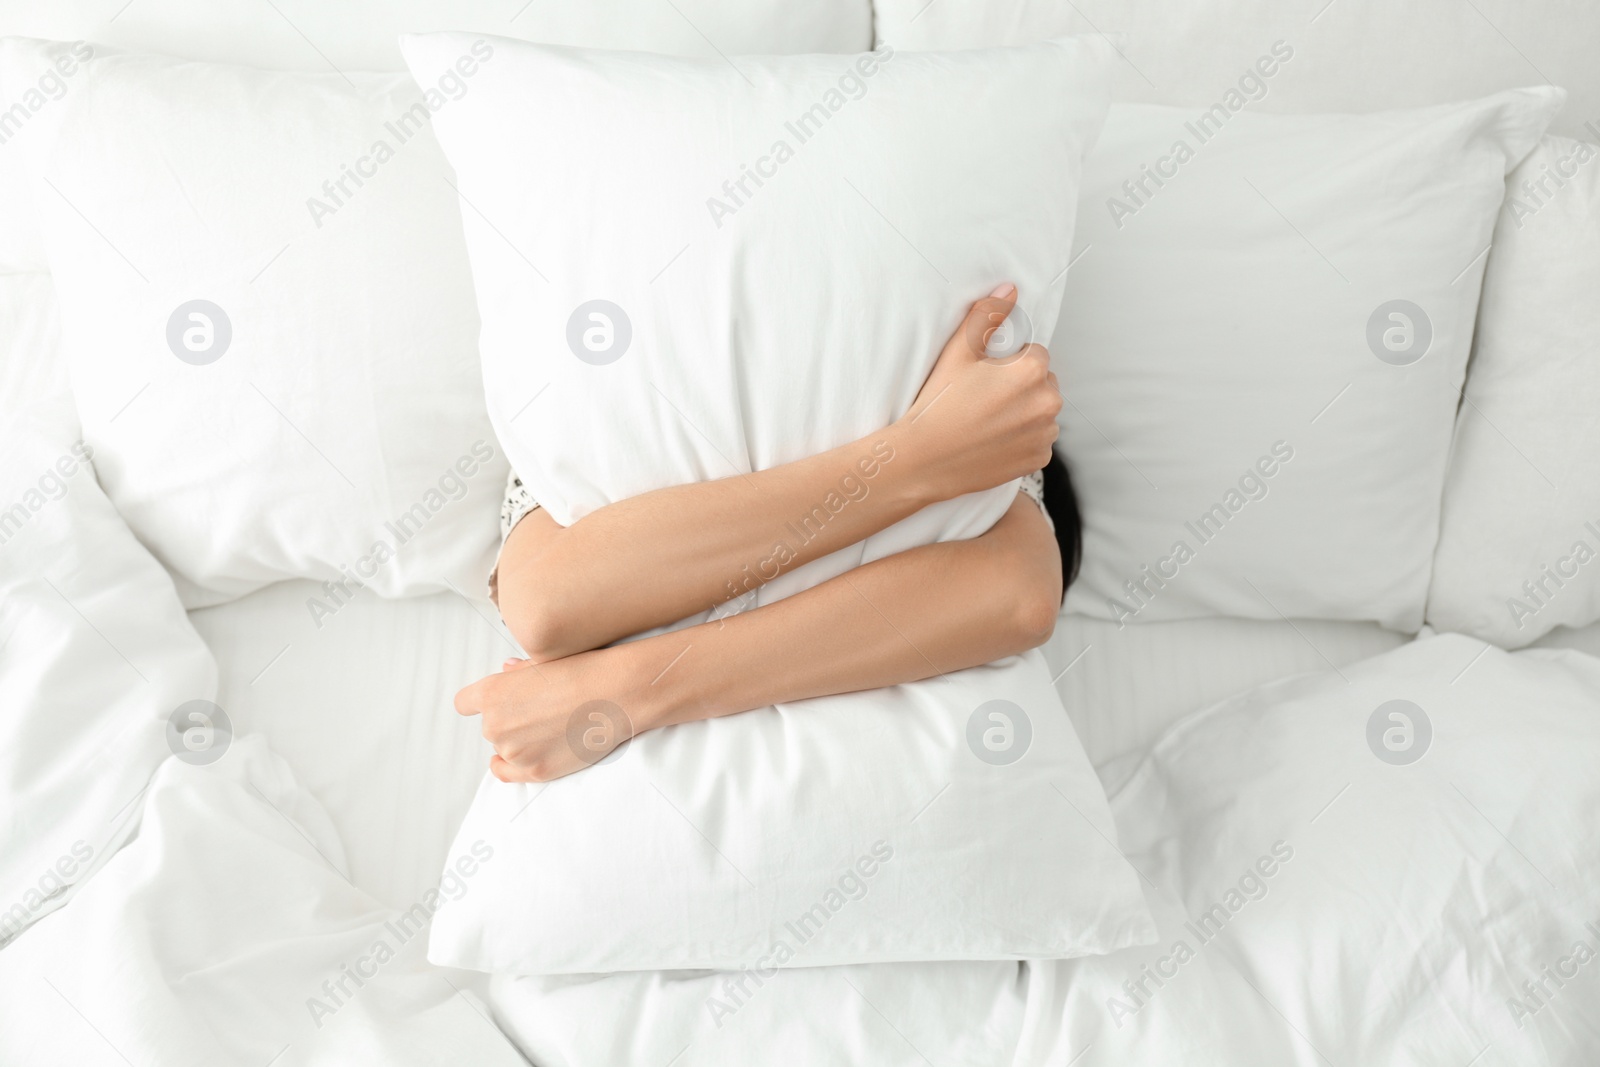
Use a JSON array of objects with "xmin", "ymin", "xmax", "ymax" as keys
[
  {"xmin": 496, "ymin": 283, "xmax": 1062, "ymax": 662},
  {"xmin": 496, "ymin": 429, "xmax": 927, "ymax": 659},
  {"xmin": 456, "ymin": 494, "xmax": 1062, "ymax": 783}
]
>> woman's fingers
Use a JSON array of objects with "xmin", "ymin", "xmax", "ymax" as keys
[
  {"xmin": 988, "ymin": 341, "xmax": 1047, "ymax": 375},
  {"xmin": 959, "ymin": 282, "xmax": 1019, "ymax": 359},
  {"xmin": 910, "ymin": 282, "xmax": 1022, "ymax": 416},
  {"xmin": 899, "ymin": 283, "xmax": 1067, "ymax": 498},
  {"xmin": 491, "ymin": 750, "xmax": 577, "ymax": 784},
  {"xmin": 454, "ymin": 676, "xmax": 489, "ymax": 716},
  {"xmin": 492, "ymin": 753, "xmax": 547, "ymax": 783}
]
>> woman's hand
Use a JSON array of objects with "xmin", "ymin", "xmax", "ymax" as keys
[
  {"xmin": 455, "ymin": 648, "xmax": 655, "ymax": 783},
  {"xmin": 897, "ymin": 283, "xmax": 1062, "ymax": 502},
  {"xmin": 492, "ymin": 281, "xmax": 1059, "ymax": 664},
  {"xmin": 457, "ymin": 493, "xmax": 1061, "ymax": 783}
]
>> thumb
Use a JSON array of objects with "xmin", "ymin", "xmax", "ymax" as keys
[{"xmin": 958, "ymin": 283, "xmax": 1018, "ymax": 360}]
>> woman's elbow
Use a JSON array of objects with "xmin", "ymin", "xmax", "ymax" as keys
[
  {"xmin": 984, "ymin": 543, "xmax": 1060, "ymax": 653},
  {"xmin": 498, "ymin": 577, "xmax": 578, "ymax": 662},
  {"xmin": 1011, "ymin": 579, "xmax": 1061, "ymax": 650}
]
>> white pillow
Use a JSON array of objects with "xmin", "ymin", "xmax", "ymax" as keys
[
  {"xmin": 866, "ymin": 12, "xmax": 1563, "ymax": 630},
  {"xmin": 1112, "ymin": 633, "xmax": 1600, "ymax": 1064},
  {"xmin": 869, "ymin": 0, "xmax": 1600, "ymax": 144},
  {"xmin": 404, "ymin": 31, "xmax": 1155, "ymax": 973},
  {"xmin": 1427, "ymin": 134, "xmax": 1600, "ymax": 647},
  {"xmin": 0, "ymin": 0, "xmax": 872, "ymax": 75},
  {"xmin": 1052, "ymin": 92, "xmax": 1557, "ymax": 630},
  {"xmin": 0, "ymin": 397, "xmax": 216, "ymax": 947},
  {"xmin": 0, "ymin": 38, "xmax": 508, "ymax": 607}
]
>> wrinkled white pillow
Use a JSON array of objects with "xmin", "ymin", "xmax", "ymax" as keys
[
  {"xmin": 1427, "ymin": 134, "xmax": 1600, "ymax": 647},
  {"xmin": 405, "ymin": 31, "xmax": 1155, "ymax": 973},
  {"xmin": 1112, "ymin": 633, "xmax": 1600, "ymax": 1064},
  {"xmin": 0, "ymin": 37, "xmax": 507, "ymax": 607},
  {"xmin": 0, "ymin": 397, "xmax": 215, "ymax": 947},
  {"xmin": 1052, "ymin": 92, "xmax": 1558, "ymax": 631}
]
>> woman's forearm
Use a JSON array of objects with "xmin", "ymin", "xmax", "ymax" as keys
[
  {"xmin": 460, "ymin": 496, "xmax": 1062, "ymax": 783},
  {"xmin": 633, "ymin": 495, "xmax": 1061, "ymax": 731},
  {"xmin": 496, "ymin": 285, "xmax": 1063, "ymax": 663},
  {"xmin": 498, "ymin": 424, "xmax": 935, "ymax": 661}
]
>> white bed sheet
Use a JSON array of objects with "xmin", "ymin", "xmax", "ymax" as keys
[
  {"xmin": 187, "ymin": 579, "xmax": 511, "ymax": 911},
  {"xmin": 14, "ymin": 578, "xmax": 1593, "ymax": 1067},
  {"xmin": 1043, "ymin": 614, "xmax": 1410, "ymax": 769},
  {"xmin": 1047, "ymin": 612, "xmax": 1600, "ymax": 773},
  {"xmin": 190, "ymin": 579, "xmax": 1426, "ymax": 912},
  {"xmin": 1527, "ymin": 621, "xmax": 1600, "ymax": 660}
]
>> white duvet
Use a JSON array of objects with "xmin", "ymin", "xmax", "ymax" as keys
[
  {"xmin": 0, "ymin": 738, "xmax": 529, "ymax": 1067},
  {"xmin": 5, "ymin": 614, "xmax": 1597, "ymax": 1064}
]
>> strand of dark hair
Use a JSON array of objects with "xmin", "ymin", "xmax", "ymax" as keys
[{"xmin": 1040, "ymin": 447, "xmax": 1082, "ymax": 603}]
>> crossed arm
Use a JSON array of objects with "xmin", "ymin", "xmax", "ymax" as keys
[{"xmin": 455, "ymin": 285, "xmax": 1066, "ymax": 782}]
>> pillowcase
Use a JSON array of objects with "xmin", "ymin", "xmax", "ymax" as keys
[
  {"xmin": 1111, "ymin": 633, "xmax": 1600, "ymax": 1064},
  {"xmin": 1051, "ymin": 92, "xmax": 1559, "ymax": 631},
  {"xmin": 405, "ymin": 31, "xmax": 1155, "ymax": 973},
  {"xmin": 0, "ymin": 0, "xmax": 872, "ymax": 79},
  {"xmin": 0, "ymin": 38, "xmax": 507, "ymax": 607},
  {"xmin": 868, "ymin": 9, "xmax": 1563, "ymax": 630},
  {"xmin": 0, "ymin": 394, "xmax": 216, "ymax": 947},
  {"xmin": 869, "ymin": 0, "xmax": 1600, "ymax": 143},
  {"xmin": 1427, "ymin": 134, "xmax": 1600, "ymax": 647}
]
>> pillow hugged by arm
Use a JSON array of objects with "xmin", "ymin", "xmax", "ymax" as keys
[{"xmin": 456, "ymin": 285, "xmax": 1069, "ymax": 783}]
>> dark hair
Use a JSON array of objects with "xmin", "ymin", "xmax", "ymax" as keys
[{"xmin": 1040, "ymin": 447, "xmax": 1082, "ymax": 602}]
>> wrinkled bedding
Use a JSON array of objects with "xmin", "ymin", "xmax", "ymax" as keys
[{"xmin": 6, "ymin": 578, "xmax": 1597, "ymax": 1064}]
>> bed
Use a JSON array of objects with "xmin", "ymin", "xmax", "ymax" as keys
[{"xmin": 3, "ymin": 2, "xmax": 1599, "ymax": 1065}]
